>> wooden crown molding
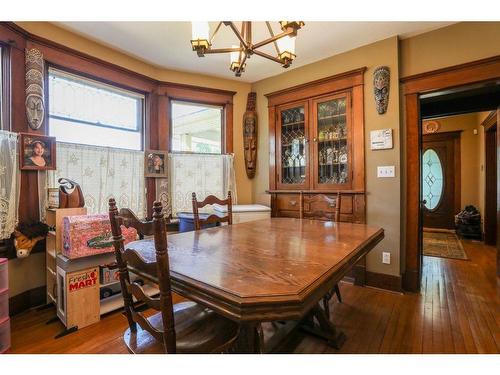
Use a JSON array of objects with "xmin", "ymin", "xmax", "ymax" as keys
[
  {"xmin": 481, "ymin": 110, "xmax": 497, "ymax": 131},
  {"xmin": 265, "ymin": 67, "xmax": 366, "ymax": 106},
  {"xmin": 401, "ymin": 55, "xmax": 500, "ymax": 95}
]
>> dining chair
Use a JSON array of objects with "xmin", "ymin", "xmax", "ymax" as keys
[
  {"xmin": 191, "ymin": 191, "xmax": 232, "ymax": 231},
  {"xmin": 299, "ymin": 192, "xmax": 343, "ymax": 317},
  {"xmin": 108, "ymin": 198, "xmax": 239, "ymax": 354}
]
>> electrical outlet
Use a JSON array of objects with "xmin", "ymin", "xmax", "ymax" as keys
[
  {"xmin": 377, "ymin": 166, "xmax": 395, "ymax": 178},
  {"xmin": 382, "ymin": 252, "xmax": 391, "ymax": 264}
]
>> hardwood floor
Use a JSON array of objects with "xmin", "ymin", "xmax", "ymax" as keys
[{"xmin": 10, "ymin": 240, "xmax": 499, "ymax": 354}]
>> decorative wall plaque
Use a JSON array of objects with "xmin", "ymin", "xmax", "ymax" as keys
[
  {"xmin": 243, "ymin": 92, "xmax": 258, "ymax": 179},
  {"xmin": 423, "ymin": 120, "xmax": 440, "ymax": 134},
  {"xmin": 25, "ymin": 48, "xmax": 45, "ymax": 130},
  {"xmin": 373, "ymin": 66, "xmax": 390, "ymax": 115}
]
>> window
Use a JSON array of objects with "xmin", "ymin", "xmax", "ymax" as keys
[
  {"xmin": 48, "ymin": 69, "xmax": 144, "ymax": 150},
  {"xmin": 171, "ymin": 100, "xmax": 223, "ymax": 154},
  {"xmin": 0, "ymin": 46, "xmax": 3, "ymax": 130},
  {"xmin": 422, "ymin": 148, "xmax": 444, "ymax": 210}
]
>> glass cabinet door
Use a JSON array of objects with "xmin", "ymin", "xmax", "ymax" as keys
[
  {"xmin": 277, "ymin": 103, "xmax": 309, "ymax": 189},
  {"xmin": 313, "ymin": 93, "xmax": 351, "ymax": 189}
]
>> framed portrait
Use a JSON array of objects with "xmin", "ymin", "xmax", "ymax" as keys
[
  {"xmin": 144, "ymin": 150, "xmax": 168, "ymax": 178},
  {"xmin": 19, "ymin": 133, "xmax": 57, "ymax": 170}
]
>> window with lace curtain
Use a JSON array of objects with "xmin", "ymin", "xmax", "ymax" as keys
[
  {"xmin": 47, "ymin": 68, "xmax": 146, "ymax": 217},
  {"xmin": 0, "ymin": 46, "xmax": 3, "ymax": 130}
]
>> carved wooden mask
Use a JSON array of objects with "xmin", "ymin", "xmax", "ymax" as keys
[
  {"xmin": 373, "ymin": 66, "xmax": 390, "ymax": 115},
  {"xmin": 243, "ymin": 92, "xmax": 258, "ymax": 179},
  {"xmin": 25, "ymin": 48, "xmax": 45, "ymax": 130}
]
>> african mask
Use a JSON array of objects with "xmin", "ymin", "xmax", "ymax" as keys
[
  {"xmin": 25, "ymin": 48, "xmax": 45, "ymax": 130},
  {"xmin": 25, "ymin": 94, "xmax": 45, "ymax": 130},
  {"xmin": 373, "ymin": 66, "xmax": 390, "ymax": 115},
  {"xmin": 243, "ymin": 92, "xmax": 258, "ymax": 179}
]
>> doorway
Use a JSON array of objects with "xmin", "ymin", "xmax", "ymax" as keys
[{"xmin": 401, "ymin": 56, "xmax": 500, "ymax": 292}]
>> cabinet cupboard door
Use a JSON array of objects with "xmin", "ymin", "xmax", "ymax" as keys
[
  {"xmin": 311, "ymin": 92, "xmax": 352, "ymax": 190},
  {"xmin": 276, "ymin": 102, "xmax": 309, "ymax": 190}
]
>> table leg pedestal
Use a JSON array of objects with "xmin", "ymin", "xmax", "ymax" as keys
[
  {"xmin": 300, "ymin": 304, "xmax": 346, "ymax": 350},
  {"xmin": 234, "ymin": 323, "xmax": 262, "ymax": 354}
]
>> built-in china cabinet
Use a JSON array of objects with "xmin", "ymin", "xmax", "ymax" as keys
[{"xmin": 267, "ymin": 68, "xmax": 366, "ymax": 224}]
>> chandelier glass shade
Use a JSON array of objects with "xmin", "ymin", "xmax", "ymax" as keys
[{"xmin": 190, "ymin": 21, "xmax": 305, "ymax": 77}]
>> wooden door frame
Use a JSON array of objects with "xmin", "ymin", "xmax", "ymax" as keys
[
  {"xmin": 482, "ymin": 111, "xmax": 497, "ymax": 246},
  {"xmin": 401, "ymin": 56, "xmax": 500, "ymax": 292},
  {"xmin": 422, "ymin": 130, "xmax": 462, "ymax": 229}
]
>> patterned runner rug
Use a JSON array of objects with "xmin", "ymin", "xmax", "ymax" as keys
[{"xmin": 423, "ymin": 231, "xmax": 468, "ymax": 260}]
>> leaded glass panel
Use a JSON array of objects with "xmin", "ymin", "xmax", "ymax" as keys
[
  {"xmin": 422, "ymin": 148, "xmax": 444, "ymax": 210},
  {"xmin": 280, "ymin": 106, "xmax": 306, "ymax": 184}
]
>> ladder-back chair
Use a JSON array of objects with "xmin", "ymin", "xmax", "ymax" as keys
[
  {"xmin": 299, "ymin": 192, "xmax": 343, "ymax": 317},
  {"xmin": 108, "ymin": 198, "xmax": 239, "ymax": 353},
  {"xmin": 191, "ymin": 191, "xmax": 232, "ymax": 231}
]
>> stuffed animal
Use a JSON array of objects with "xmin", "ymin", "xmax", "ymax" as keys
[{"xmin": 13, "ymin": 222, "xmax": 49, "ymax": 258}]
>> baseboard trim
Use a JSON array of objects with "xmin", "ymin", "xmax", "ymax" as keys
[
  {"xmin": 9, "ymin": 286, "xmax": 46, "ymax": 316},
  {"xmin": 402, "ymin": 269, "xmax": 420, "ymax": 293},
  {"xmin": 365, "ymin": 271, "xmax": 402, "ymax": 292}
]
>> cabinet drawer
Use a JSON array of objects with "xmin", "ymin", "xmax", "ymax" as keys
[{"xmin": 276, "ymin": 195, "xmax": 300, "ymax": 211}]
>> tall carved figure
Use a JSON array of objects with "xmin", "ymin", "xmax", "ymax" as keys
[
  {"xmin": 373, "ymin": 66, "xmax": 390, "ymax": 115},
  {"xmin": 243, "ymin": 92, "xmax": 258, "ymax": 179},
  {"xmin": 25, "ymin": 48, "xmax": 45, "ymax": 130}
]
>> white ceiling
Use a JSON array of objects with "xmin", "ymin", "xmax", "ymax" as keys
[{"xmin": 55, "ymin": 21, "xmax": 455, "ymax": 83}]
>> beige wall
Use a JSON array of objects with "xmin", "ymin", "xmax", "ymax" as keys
[
  {"xmin": 251, "ymin": 37, "xmax": 402, "ymax": 276},
  {"xmin": 400, "ymin": 22, "xmax": 500, "ymax": 77},
  {"xmin": 423, "ymin": 113, "xmax": 481, "ymax": 210}
]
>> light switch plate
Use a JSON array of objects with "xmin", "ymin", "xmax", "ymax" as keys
[
  {"xmin": 382, "ymin": 252, "xmax": 391, "ymax": 264},
  {"xmin": 377, "ymin": 166, "xmax": 395, "ymax": 178}
]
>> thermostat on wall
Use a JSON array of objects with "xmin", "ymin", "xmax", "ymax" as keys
[{"xmin": 370, "ymin": 129, "xmax": 393, "ymax": 150}]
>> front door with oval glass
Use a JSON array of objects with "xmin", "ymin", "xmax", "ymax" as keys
[{"xmin": 422, "ymin": 131, "xmax": 461, "ymax": 229}]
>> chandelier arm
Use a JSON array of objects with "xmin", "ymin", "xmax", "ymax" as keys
[
  {"xmin": 252, "ymin": 29, "xmax": 294, "ymax": 50},
  {"xmin": 252, "ymin": 49, "xmax": 283, "ymax": 64},
  {"xmin": 225, "ymin": 22, "xmax": 248, "ymax": 49},
  {"xmin": 204, "ymin": 47, "xmax": 242, "ymax": 54},
  {"xmin": 265, "ymin": 22, "xmax": 281, "ymax": 55},
  {"xmin": 236, "ymin": 53, "xmax": 248, "ymax": 74},
  {"xmin": 245, "ymin": 22, "xmax": 252, "ymax": 45},
  {"xmin": 210, "ymin": 22, "xmax": 223, "ymax": 45}
]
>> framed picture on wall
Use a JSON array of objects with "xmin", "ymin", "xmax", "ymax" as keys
[
  {"xmin": 19, "ymin": 133, "xmax": 57, "ymax": 170},
  {"xmin": 144, "ymin": 150, "xmax": 168, "ymax": 178}
]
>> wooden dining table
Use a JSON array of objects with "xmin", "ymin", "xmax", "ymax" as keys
[{"xmin": 126, "ymin": 217, "xmax": 384, "ymax": 353}]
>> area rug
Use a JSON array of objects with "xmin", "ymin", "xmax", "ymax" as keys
[{"xmin": 422, "ymin": 231, "xmax": 468, "ymax": 260}]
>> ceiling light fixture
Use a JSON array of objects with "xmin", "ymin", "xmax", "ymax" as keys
[{"xmin": 191, "ymin": 21, "xmax": 305, "ymax": 77}]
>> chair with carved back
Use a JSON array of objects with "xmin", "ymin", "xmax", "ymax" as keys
[
  {"xmin": 299, "ymin": 192, "xmax": 343, "ymax": 317},
  {"xmin": 108, "ymin": 198, "xmax": 239, "ymax": 354},
  {"xmin": 191, "ymin": 191, "xmax": 232, "ymax": 231}
]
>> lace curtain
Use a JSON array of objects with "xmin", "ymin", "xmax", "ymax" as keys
[
  {"xmin": 48, "ymin": 142, "xmax": 146, "ymax": 218},
  {"xmin": 167, "ymin": 153, "xmax": 237, "ymax": 216},
  {"xmin": 0, "ymin": 130, "xmax": 20, "ymax": 239}
]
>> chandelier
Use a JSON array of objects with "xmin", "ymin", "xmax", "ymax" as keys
[{"xmin": 190, "ymin": 21, "xmax": 305, "ymax": 77}]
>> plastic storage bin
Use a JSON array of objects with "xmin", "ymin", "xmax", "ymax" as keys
[
  {"xmin": 0, "ymin": 258, "xmax": 7, "ymax": 290},
  {"xmin": 0, "ymin": 317, "xmax": 10, "ymax": 353},
  {"xmin": 0, "ymin": 289, "xmax": 7, "ymax": 320},
  {"xmin": 177, "ymin": 212, "xmax": 219, "ymax": 232}
]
